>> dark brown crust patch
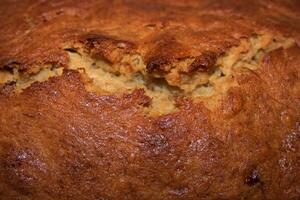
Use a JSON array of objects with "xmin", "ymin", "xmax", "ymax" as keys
[
  {"xmin": 80, "ymin": 33, "xmax": 136, "ymax": 63},
  {"xmin": 189, "ymin": 51, "xmax": 217, "ymax": 73}
]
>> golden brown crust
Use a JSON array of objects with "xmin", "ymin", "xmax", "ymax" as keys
[
  {"xmin": 0, "ymin": 0, "xmax": 300, "ymax": 200},
  {"xmin": 0, "ymin": 46, "xmax": 299, "ymax": 199}
]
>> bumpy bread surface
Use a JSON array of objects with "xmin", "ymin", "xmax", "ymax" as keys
[{"xmin": 0, "ymin": 0, "xmax": 300, "ymax": 200}]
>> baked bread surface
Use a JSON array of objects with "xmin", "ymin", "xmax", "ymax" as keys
[{"xmin": 0, "ymin": 0, "xmax": 300, "ymax": 199}]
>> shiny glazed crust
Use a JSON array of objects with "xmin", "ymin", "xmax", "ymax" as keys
[{"xmin": 0, "ymin": 0, "xmax": 300, "ymax": 199}]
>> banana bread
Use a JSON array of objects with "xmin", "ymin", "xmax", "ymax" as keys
[{"xmin": 0, "ymin": 0, "xmax": 299, "ymax": 199}]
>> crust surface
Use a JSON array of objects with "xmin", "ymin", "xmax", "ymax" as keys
[
  {"xmin": 0, "ymin": 0, "xmax": 300, "ymax": 199},
  {"xmin": 1, "ymin": 0, "xmax": 300, "ymax": 73}
]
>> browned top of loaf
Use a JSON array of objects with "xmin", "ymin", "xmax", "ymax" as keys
[
  {"xmin": 0, "ymin": 0, "xmax": 300, "ymax": 73},
  {"xmin": 0, "ymin": 0, "xmax": 300, "ymax": 200}
]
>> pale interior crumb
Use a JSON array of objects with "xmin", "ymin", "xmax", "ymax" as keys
[{"xmin": 0, "ymin": 34, "xmax": 295, "ymax": 115}]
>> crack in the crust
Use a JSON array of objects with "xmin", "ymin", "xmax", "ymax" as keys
[
  {"xmin": 0, "ymin": 34, "xmax": 295, "ymax": 115},
  {"xmin": 64, "ymin": 34, "xmax": 294, "ymax": 114},
  {"xmin": 66, "ymin": 50, "xmax": 181, "ymax": 115},
  {"xmin": 0, "ymin": 66, "xmax": 63, "ymax": 92}
]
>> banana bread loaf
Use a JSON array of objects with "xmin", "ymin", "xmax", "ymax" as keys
[{"xmin": 0, "ymin": 0, "xmax": 299, "ymax": 199}]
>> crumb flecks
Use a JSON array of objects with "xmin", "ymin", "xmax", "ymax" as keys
[{"xmin": 0, "ymin": 34, "xmax": 295, "ymax": 115}]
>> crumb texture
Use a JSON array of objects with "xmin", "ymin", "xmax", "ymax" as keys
[{"xmin": 0, "ymin": 34, "xmax": 295, "ymax": 114}]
